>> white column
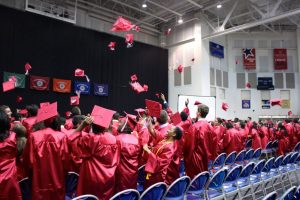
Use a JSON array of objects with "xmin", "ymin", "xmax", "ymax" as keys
[{"xmin": 297, "ymin": 27, "xmax": 300, "ymax": 72}]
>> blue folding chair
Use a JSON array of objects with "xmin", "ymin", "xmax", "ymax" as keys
[
  {"xmin": 137, "ymin": 165, "xmax": 145, "ymax": 193},
  {"xmin": 236, "ymin": 162, "xmax": 255, "ymax": 199},
  {"xmin": 19, "ymin": 177, "xmax": 31, "ymax": 200},
  {"xmin": 245, "ymin": 139, "xmax": 252, "ymax": 150},
  {"xmin": 224, "ymin": 151, "xmax": 237, "ymax": 169},
  {"xmin": 262, "ymin": 157, "xmax": 275, "ymax": 194},
  {"xmin": 179, "ymin": 159, "xmax": 185, "ymax": 177},
  {"xmin": 210, "ymin": 153, "xmax": 226, "ymax": 173},
  {"xmin": 252, "ymin": 148, "xmax": 262, "ymax": 162},
  {"xmin": 271, "ymin": 140, "xmax": 278, "ymax": 156},
  {"xmin": 164, "ymin": 176, "xmax": 190, "ymax": 200},
  {"xmin": 250, "ymin": 160, "xmax": 266, "ymax": 198},
  {"xmin": 262, "ymin": 191, "xmax": 277, "ymax": 200},
  {"xmin": 235, "ymin": 150, "xmax": 246, "ymax": 165},
  {"xmin": 293, "ymin": 141, "xmax": 300, "ymax": 152},
  {"xmin": 72, "ymin": 195, "xmax": 99, "ymax": 200},
  {"xmin": 270, "ymin": 156, "xmax": 284, "ymax": 191},
  {"xmin": 280, "ymin": 153, "xmax": 292, "ymax": 173},
  {"xmin": 66, "ymin": 172, "xmax": 79, "ymax": 199},
  {"xmin": 186, "ymin": 171, "xmax": 210, "ymax": 200},
  {"xmin": 262, "ymin": 141, "xmax": 273, "ymax": 159},
  {"xmin": 205, "ymin": 168, "xmax": 227, "ymax": 199},
  {"xmin": 280, "ymin": 186, "xmax": 296, "ymax": 200},
  {"xmin": 109, "ymin": 189, "xmax": 140, "ymax": 200},
  {"xmin": 287, "ymin": 152, "xmax": 298, "ymax": 169},
  {"xmin": 244, "ymin": 149, "xmax": 254, "ymax": 164},
  {"xmin": 293, "ymin": 185, "xmax": 300, "ymax": 200},
  {"xmin": 223, "ymin": 165, "xmax": 243, "ymax": 199},
  {"xmin": 140, "ymin": 182, "xmax": 167, "ymax": 200}
]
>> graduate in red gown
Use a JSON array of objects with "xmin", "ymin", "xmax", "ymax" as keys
[
  {"xmin": 275, "ymin": 122, "xmax": 289, "ymax": 156},
  {"xmin": 143, "ymin": 126, "xmax": 182, "ymax": 188},
  {"xmin": 70, "ymin": 107, "xmax": 119, "ymax": 200},
  {"xmin": 183, "ymin": 104, "xmax": 209, "ymax": 179},
  {"xmin": 267, "ymin": 122, "xmax": 275, "ymax": 141},
  {"xmin": 259, "ymin": 122, "xmax": 269, "ymax": 149},
  {"xmin": 0, "ymin": 110, "xmax": 22, "ymax": 200},
  {"xmin": 64, "ymin": 106, "xmax": 82, "ymax": 130},
  {"xmin": 249, "ymin": 122, "xmax": 262, "ymax": 150},
  {"xmin": 293, "ymin": 119, "xmax": 300, "ymax": 142},
  {"xmin": 223, "ymin": 122, "xmax": 244, "ymax": 155},
  {"xmin": 111, "ymin": 112, "xmax": 120, "ymax": 136},
  {"xmin": 23, "ymin": 102, "xmax": 68, "ymax": 200},
  {"xmin": 285, "ymin": 119, "xmax": 296, "ymax": 151},
  {"xmin": 22, "ymin": 104, "xmax": 38, "ymax": 135},
  {"xmin": 238, "ymin": 121, "xmax": 249, "ymax": 146},
  {"xmin": 115, "ymin": 119, "xmax": 141, "ymax": 193}
]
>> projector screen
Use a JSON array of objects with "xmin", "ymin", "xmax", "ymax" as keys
[{"xmin": 177, "ymin": 95, "xmax": 216, "ymax": 121}]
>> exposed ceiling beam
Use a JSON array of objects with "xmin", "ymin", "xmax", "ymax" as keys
[
  {"xmin": 110, "ymin": 0, "xmax": 168, "ymax": 22},
  {"xmin": 185, "ymin": 0, "xmax": 203, "ymax": 9},
  {"xmin": 202, "ymin": 8, "xmax": 300, "ymax": 39},
  {"xmin": 270, "ymin": 0, "xmax": 283, "ymax": 16},
  {"xmin": 147, "ymin": 0, "xmax": 183, "ymax": 16},
  {"xmin": 220, "ymin": 0, "xmax": 240, "ymax": 30},
  {"xmin": 203, "ymin": 0, "xmax": 233, "ymax": 11}
]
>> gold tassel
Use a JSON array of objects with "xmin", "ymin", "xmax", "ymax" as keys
[{"xmin": 146, "ymin": 173, "xmax": 151, "ymax": 180}]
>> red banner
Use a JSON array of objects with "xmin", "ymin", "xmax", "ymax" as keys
[
  {"xmin": 53, "ymin": 78, "xmax": 71, "ymax": 93},
  {"xmin": 30, "ymin": 75, "xmax": 50, "ymax": 91},
  {"xmin": 243, "ymin": 48, "xmax": 256, "ymax": 69},
  {"xmin": 274, "ymin": 48, "xmax": 287, "ymax": 70}
]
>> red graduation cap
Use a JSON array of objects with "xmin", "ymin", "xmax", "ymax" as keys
[
  {"xmin": 110, "ymin": 16, "xmax": 135, "ymax": 32},
  {"xmin": 145, "ymin": 99, "xmax": 162, "ymax": 118},
  {"xmin": 125, "ymin": 33, "xmax": 134, "ymax": 48},
  {"xmin": 194, "ymin": 101, "xmax": 201, "ymax": 106},
  {"xmin": 16, "ymin": 96, "xmax": 23, "ymax": 103},
  {"xmin": 130, "ymin": 82, "xmax": 145, "ymax": 94},
  {"xmin": 19, "ymin": 109, "xmax": 28, "ymax": 116},
  {"xmin": 246, "ymin": 82, "xmax": 251, "ymax": 88},
  {"xmin": 2, "ymin": 80, "xmax": 15, "ymax": 92},
  {"xmin": 70, "ymin": 96, "xmax": 80, "ymax": 106},
  {"xmin": 75, "ymin": 68, "xmax": 85, "ymax": 77},
  {"xmin": 108, "ymin": 42, "xmax": 116, "ymax": 51},
  {"xmin": 191, "ymin": 58, "xmax": 195, "ymax": 62},
  {"xmin": 135, "ymin": 108, "xmax": 146, "ymax": 115},
  {"xmin": 40, "ymin": 102, "xmax": 50, "ymax": 108},
  {"xmin": 164, "ymin": 28, "xmax": 172, "ymax": 36},
  {"xmin": 36, "ymin": 102, "xmax": 58, "ymax": 123},
  {"xmin": 222, "ymin": 102, "xmax": 229, "ymax": 111},
  {"xmin": 155, "ymin": 93, "xmax": 161, "ymax": 98},
  {"xmin": 171, "ymin": 112, "xmax": 181, "ymax": 126},
  {"xmin": 131, "ymin": 74, "xmax": 138, "ymax": 82},
  {"xmin": 91, "ymin": 105, "xmax": 115, "ymax": 129},
  {"xmin": 25, "ymin": 62, "xmax": 32, "ymax": 75},
  {"xmin": 270, "ymin": 99, "xmax": 282, "ymax": 107},
  {"xmin": 177, "ymin": 65, "xmax": 183, "ymax": 73},
  {"xmin": 65, "ymin": 111, "xmax": 72, "ymax": 118},
  {"xmin": 143, "ymin": 84, "xmax": 148, "ymax": 92},
  {"xmin": 288, "ymin": 111, "xmax": 293, "ymax": 116},
  {"xmin": 133, "ymin": 25, "xmax": 140, "ymax": 32}
]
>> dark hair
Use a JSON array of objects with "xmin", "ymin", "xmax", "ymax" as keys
[
  {"xmin": 293, "ymin": 118, "xmax": 299, "ymax": 123},
  {"xmin": 0, "ymin": 105, "xmax": 9, "ymax": 112},
  {"xmin": 113, "ymin": 112, "xmax": 120, "ymax": 120},
  {"xmin": 117, "ymin": 121, "xmax": 132, "ymax": 134},
  {"xmin": 252, "ymin": 121, "xmax": 258, "ymax": 130},
  {"xmin": 13, "ymin": 124, "xmax": 27, "ymax": 138},
  {"xmin": 217, "ymin": 118, "xmax": 223, "ymax": 124},
  {"xmin": 240, "ymin": 120, "xmax": 246, "ymax": 129},
  {"xmin": 234, "ymin": 118, "xmax": 239, "ymax": 123},
  {"xmin": 158, "ymin": 110, "xmax": 168, "ymax": 124},
  {"xmin": 174, "ymin": 127, "xmax": 182, "ymax": 140},
  {"xmin": 26, "ymin": 104, "xmax": 39, "ymax": 117},
  {"xmin": 72, "ymin": 115, "xmax": 85, "ymax": 127},
  {"xmin": 71, "ymin": 106, "xmax": 81, "ymax": 116},
  {"xmin": 226, "ymin": 122, "xmax": 233, "ymax": 129},
  {"xmin": 49, "ymin": 116, "xmax": 62, "ymax": 131},
  {"xmin": 248, "ymin": 117, "xmax": 252, "ymax": 120},
  {"xmin": 92, "ymin": 124, "xmax": 105, "ymax": 134},
  {"xmin": 13, "ymin": 113, "xmax": 22, "ymax": 121},
  {"xmin": 60, "ymin": 117, "xmax": 66, "ymax": 125},
  {"xmin": 0, "ymin": 111, "xmax": 10, "ymax": 141},
  {"xmin": 180, "ymin": 111, "xmax": 188, "ymax": 122},
  {"xmin": 285, "ymin": 119, "xmax": 291, "ymax": 123},
  {"xmin": 197, "ymin": 104, "xmax": 209, "ymax": 118}
]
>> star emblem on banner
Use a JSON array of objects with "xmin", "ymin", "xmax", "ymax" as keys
[{"xmin": 243, "ymin": 48, "xmax": 254, "ymax": 59}]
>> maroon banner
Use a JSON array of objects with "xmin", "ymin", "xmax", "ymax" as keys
[
  {"xmin": 274, "ymin": 48, "xmax": 287, "ymax": 70},
  {"xmin": 243, "ymin": 48, "xmax": 256, "ymax": 69},
  {"xmin": 30, "ymin": 75, "xmax": 50, "ymax": 91}
]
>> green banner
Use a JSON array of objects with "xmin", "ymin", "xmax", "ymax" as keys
[{"xmin": 3, "ymin": 72, "xmax": 26, "ymax": 88}]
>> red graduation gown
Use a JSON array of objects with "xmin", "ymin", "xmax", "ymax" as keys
[
  {"xmin": 24, "ymin": 128, "xmax": 67, "ymax": 200},
  {"xmin": 275, "ymin": 130, "xmax": 289, "ymax": 156},
  {"xmin": 64, "ymin": 118, "xmax": 73, "ymax": 130},
  {"xmin": 223, "ymin": 128, "xmax": 243, "ymax": 155},
  {"xmin": 0, "ymin": 132, "xmax": 22, "ymax": 200},
  {"xmin": 183, "ymin": 121, "xmax": 208, "ymax": 179},
  {"xmin": 111, "ymin": 120, "xmax": 119, "ymax": 136},
  {"xmin": 259, "ymin": 126, "xmax": 269, "ymax": 149},
  {"xmin": 72, "ymin": 132, "xmax": 119, "ymax": 200},
  {"xmin": 199, "ymin": 120, "xmax": 218, "ymax": 162},
  {"xmin": 285, "ymin": 123, "xmax": 296, "ymax": 151},
  {"xmin": 144, "ymin": 140, "xmax": 176, "ymax": 188},
  {"xmin": 249, "ymin": 129, "xmax": 262, "ymax": 150},
  {"xmin": 22, "ymin": 116, "xmax": 37, "ymax": 135},
  {"xmin": 115, "ymin": 134, "xmax": 141, "ymax": 193},
  {"xmin": 295, "ymin": 123, "xmax": 300, "ymax": 142},
  {"xmin": 152, "ymin": 123, "xmax": 173, "ymax": 146},
  {"xmin": 238, "ymin": 128, "xmax": 248, "ymax": 146},
  {"xmin": 268, "ymin": 128, "xmax": 275, "ymax": 141}
]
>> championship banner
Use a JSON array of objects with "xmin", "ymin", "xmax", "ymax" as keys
[
  {"xmin": 74, "ymin": 81, "xmax": 90, "ymax": 94},
  {"xmin": 274, "ymin": 48, "xmax": 287, "ymax": 70},
  {"xmin": 209, "ymin": 41, "xmax": 224, "ymax": 58},
  {"xmin": 243, "ymin": 48, "xmax": 256, "ymax": 69},
  {"xmin": 53, "ymin": 78, "xmax": 71, "ymax": 93},
  {"xmin": 242, "ymin": 100, "xmax": 251, "ymax": 109},
  {"xmin": 261, "ymin": 100, "xmax": 270, "ymax": 109},
  {"xmin": 94, "ymin": 84, "xmax": 108, "ymax": 96},
  {"xmin": 30, "ymin": 75, "xmax": 50, "ymax": 91},
  {"xmin": 3, "ymin": 72, "xmax": 26, "ymax": 88}
]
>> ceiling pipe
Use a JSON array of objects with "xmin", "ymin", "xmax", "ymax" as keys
[
  {"xmin": 202, "ymin": 8, "xmax": 300, "ymax": 39},
  {"xmin": 184, "ymin": 0, "xmax": 203, "ymax": 9},
  {"xmin": 147, "ymin": 0, "xmax": 183, "ymax": 16}
]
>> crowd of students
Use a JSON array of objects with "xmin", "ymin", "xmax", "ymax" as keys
[{"xmin": 0, "ymin": 96, "xmax": 299, "ymax": 200}]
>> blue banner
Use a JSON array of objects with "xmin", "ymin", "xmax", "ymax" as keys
[
  {"xmin": 74, "ymin": 81, "xmax": 90, "ymax": 94},
  {"xmin": 94, "ymin": 83, "xmax": 108, "ymax": 96},
  {"xmin": 209, "ymin": 41, "xmax": 224, "ymax": 58},
  {"xmin": 242, "ymin": 100, "xmax": 251, "ymax": 109}
]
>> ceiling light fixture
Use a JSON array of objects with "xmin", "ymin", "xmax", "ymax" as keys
[
  {"xmin": 178, "ymin": 17, "xmax": 183, "ymax": 24},
  {"xmin": 142, "ymin": 1, "xmax": 147, "ymax": 8},
  {"xmin": 217, "ymin": 4, "xmax": 222, "ymax": 9}
]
